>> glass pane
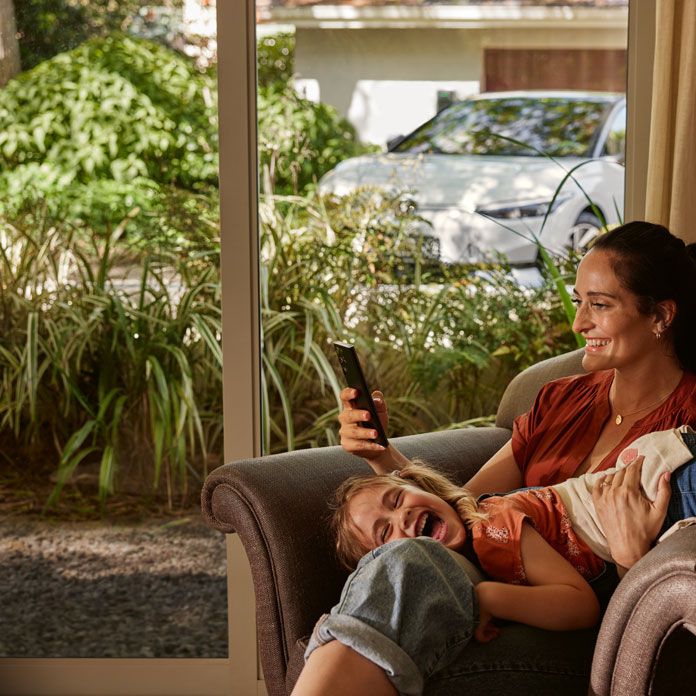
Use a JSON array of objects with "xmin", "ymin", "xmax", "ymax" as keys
[
  {"xmin": 255, "ymin": 2, "xmax": 627, "ymax": 450},
  {"xmin": 0, "ymin": 0, "xmax": 226, "ymax": 658}
]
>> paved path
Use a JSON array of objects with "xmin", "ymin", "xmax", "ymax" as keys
[{"xmin": 0, "ymin": 517, "xmax": 228, "ymax": 657}]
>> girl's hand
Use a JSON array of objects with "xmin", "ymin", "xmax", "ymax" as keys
[
  {"xmin": 474, "ymin": 586, "xmax": 501, "ymax": 643},
  {"xmin": 474, "ymin": 610, "xmax": 500, "ymax": 643},
  {"xmin": 338, "ymin": 387, "xmax": 389, "ymax": 459},
  {"xmin": 592, "ymin": 455, "xmax": 672, "ymax": 570}
]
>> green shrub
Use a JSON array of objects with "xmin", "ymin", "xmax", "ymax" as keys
[
  {"xmin": 0, "ymin": 27, "xmax": 581, "ymax": 501},
  {"xmin": 2, "ymin": 174, "xmax": 220, "ymax": 259},
  {"xmin": 258, "ymin": 84, "xmax": 371, "ymax": 195},
  {"xmin": 0, "ymin": 33, "xmax": 220, "ymax": 255},
  {"xmin": 257, "ymin": 32, "xmax": 295, "ymax": 88},
  {"xmin": 0, "ymin": 185, "xmax": 577, "ymax": 503},
  {"xmin": 0, "ymin": 33, "xmax": 218, "ymax": 192}
]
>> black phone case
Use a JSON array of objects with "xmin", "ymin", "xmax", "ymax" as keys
[{"xmin": 333, "ymin": 341, "xmax": 389, "ymax": 447}]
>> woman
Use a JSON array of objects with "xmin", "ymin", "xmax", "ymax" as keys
[{"xmin": 293, "ymin": 221, "xmax": 696, "ymax": 696}]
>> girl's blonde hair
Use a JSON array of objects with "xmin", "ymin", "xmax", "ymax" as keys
[{"xmin": 330, "ymin": 461, "xmax": 487, "ymax": 570}]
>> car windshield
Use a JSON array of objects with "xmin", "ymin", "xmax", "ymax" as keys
[{"xmin": 392, "ymin": 96, "xmax": 613, "ymax": 157}]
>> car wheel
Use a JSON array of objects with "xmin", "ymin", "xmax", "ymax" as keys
[{"xmin": 569, "ymin": 212, "xmax": 603, "ymax": 251}]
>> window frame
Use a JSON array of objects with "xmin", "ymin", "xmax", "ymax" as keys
[
  {"xmin": 0, "ymin": 0, "xmax": 654, "ymax": 693},
  {"xmin": 0, "ymin": 1, "xmax": 262, "ymax": 694}
]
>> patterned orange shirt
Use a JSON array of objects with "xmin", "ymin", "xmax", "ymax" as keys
[{"xmin": 471, "ymin": 489, "xmax": 606, "ymax": 583}]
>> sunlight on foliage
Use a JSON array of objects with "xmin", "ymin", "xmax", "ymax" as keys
[
  {"xmin": 0, "ymin": 33, "xmax": 217, "ymax": 195},
  {"xmin": 0, "ymin": 30, "xmax": 582, "ymax": 510}
]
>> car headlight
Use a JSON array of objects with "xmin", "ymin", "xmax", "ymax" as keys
[{"xmin": 477, "ymin": 196, "xmax": 571, "ymax": 220}]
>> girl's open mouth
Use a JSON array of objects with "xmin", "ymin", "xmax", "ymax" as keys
[{"xmin": 418, "ymin": 512, "xmax": 447, "ymax": 542}]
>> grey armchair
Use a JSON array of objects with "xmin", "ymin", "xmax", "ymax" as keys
[{"xmin": 201, "ymin": 349, "xmax": 696, "ymax": 695}]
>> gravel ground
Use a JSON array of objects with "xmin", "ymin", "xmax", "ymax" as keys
[{"xmin": 0, "ymin": 516, "xmax": 228, "ymax": 658}]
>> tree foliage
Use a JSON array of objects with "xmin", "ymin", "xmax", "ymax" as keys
[
  {"xmin": 0, "ymin": 33, "xmax": 219, "ymax": 250},
  {"xmin": 0, "ymin": 25, "xmax": 581, "ymax": 509},
  {"xmin": 0, "ymin": 33, "xmax": 217, "ymax": 190},
  {"xmin": 256, "ymin": 30, "xmax": 372, "ymax": 194},
  {"xmin": 257, "ymin": 31, "xmax": 294, "ymax": 88},
  {"xmin": 15, "ymin": 0, "xmax": 182, "ymax": 70},
  {"xmin": 258, "ymin": 84, "xmax": 368, "ymax": 195}
]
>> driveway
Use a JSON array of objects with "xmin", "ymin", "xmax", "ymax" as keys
[{"xmin": 0, "ymin": 517, "xmax": 228, "ymax": 657}]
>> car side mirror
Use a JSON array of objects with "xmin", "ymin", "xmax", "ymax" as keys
[{"xmin": 387, "ymin": 134, "xmax": 405, "ymax": 151}]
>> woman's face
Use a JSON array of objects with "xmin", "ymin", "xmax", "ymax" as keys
[
  {"xmin": 572, "ymin": 249, "xmax": 662, "ymax": 372},
  {"xmin": 346, "ymin": 481, "xmax": 468, "ymax": 553}
]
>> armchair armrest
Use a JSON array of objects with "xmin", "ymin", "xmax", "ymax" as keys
[
  {"xmin": 200, "ymin": 426, "xmax": 511, "ymax": 696},
  {"xmin": 590, "ymin": 526, "xmax": 696, "ymax": 695}
]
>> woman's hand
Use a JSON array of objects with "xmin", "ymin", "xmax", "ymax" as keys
[
  {"xmin": 592, "ymin": 456, "xmax": 672, "ymax": 571},
  {"xmin": 338, "ymin": 388, "xmax": 415, "ymax": 474},
  {"xmin": 338, "ymin": 388, "xmax": 408, "ymax": 475}
]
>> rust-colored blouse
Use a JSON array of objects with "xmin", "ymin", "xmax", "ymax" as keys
[{"xmin": 511, "ymin": 369, "xmax": 696, "ymax": 487}]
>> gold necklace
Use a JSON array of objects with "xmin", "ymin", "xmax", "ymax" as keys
[{"xmin": 611, "ymin": 390, "xmax": 674, "ymax": 426}]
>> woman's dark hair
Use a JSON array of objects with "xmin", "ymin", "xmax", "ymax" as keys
[{"xmin": 590, "ymin": 220, "xmax": 696, "ymax": 372}]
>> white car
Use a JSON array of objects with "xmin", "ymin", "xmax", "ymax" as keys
[{"xmin": 319, "ymin": 91, "xmax": 626, "ymax": 266}]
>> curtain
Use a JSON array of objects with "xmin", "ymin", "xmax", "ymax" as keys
[{"xmin": 645, "ymin": 0, "xmax": 696, "ymax": 243}]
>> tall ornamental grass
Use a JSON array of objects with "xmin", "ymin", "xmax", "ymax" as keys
[
  {"xmin": 0, "ymin": 31, "xmax": 581, "ymax": 505},
  {"xmin": 0, "ymin": 213, "xmax": 222, "ymax": 509},
  {"xmin": 1, "ymin": 186, "xmax": 578, "ymax": 506}
]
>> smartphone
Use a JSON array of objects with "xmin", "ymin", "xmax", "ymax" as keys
[{"xmin": 333, "ymin": 341, "xmax": 389, "ymax": 447}]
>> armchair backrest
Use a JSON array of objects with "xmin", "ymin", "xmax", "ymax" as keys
[{"xmin": 496, "ymin": 348, "xmax": 586, "ymax": 429}]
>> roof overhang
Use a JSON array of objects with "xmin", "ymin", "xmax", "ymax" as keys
[{"xmin": 257, "ymin": 5, "xmax": 628, "ymax": 30}]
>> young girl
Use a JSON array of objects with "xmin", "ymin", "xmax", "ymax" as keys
[{"xmin": 332, "ymin": 426, "xmax": 696, "ymax": 639}]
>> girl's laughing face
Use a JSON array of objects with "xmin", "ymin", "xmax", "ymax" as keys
[{"xmin": 346, "ymin": 482, "xmax": 468, "ymax": 553}]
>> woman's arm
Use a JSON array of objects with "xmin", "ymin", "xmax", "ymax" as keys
[
  {"xmin": 339, "ymin": 388, "xmax": 525, "ymax": 486},
  {"xmin": 475, "ymin": 523, "xmax": 600, "ymax": 632},
  {"xmin": 464, "ymin": 441, "xmax": 523, "ymax": 497},
  {"xmin": 338, "ymin": 388, "xmax": 411, "ymax": 474}
]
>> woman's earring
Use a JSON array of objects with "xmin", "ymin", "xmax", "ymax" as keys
[{"xmin": 655, "ymin": 330, "xmax": 663, "ymax": 340}]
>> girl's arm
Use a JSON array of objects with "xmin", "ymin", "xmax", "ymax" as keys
[
  {"xmin": 475, "ymin": 523, "xmax": 600, "ymax": 632},
  {"xmin": 339, "ymin": 390, "xmax": 524, "ymax": 486}
]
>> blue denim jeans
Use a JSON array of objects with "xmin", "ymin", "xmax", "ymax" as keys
[
  {"xmin": 305, "ymin": 537, "xmax": 479, "ymax": 696},
  {"xmin": 662, "ymin": 431, "xmax": 696, "ymax": 531}
]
